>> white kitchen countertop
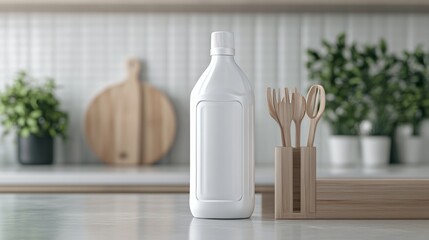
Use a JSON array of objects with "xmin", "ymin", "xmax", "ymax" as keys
[
  {"xmin": 0, "ymin": 164, "xmax": 428, "ymax": 186},
  {"xmin": 0, "ymin": 193, "xmax": 427, "ymax": 240}
]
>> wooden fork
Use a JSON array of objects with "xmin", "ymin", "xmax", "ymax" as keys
[{"xmin": 267, "ymin": 88, "xmax": 285, "ymax": 146}]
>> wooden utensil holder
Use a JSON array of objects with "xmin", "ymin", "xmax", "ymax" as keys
[
  {"xmin": 273, "ymin": 146, "xmax": 429, "ymax": 219},
  {"xmin": 275, "ymin": 146, "xmax": 316, "ymax": 219}
]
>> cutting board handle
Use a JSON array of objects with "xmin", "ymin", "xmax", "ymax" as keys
[{"xmin": 127, "ymin": 58, "xmax": 141, "ymax": 82}]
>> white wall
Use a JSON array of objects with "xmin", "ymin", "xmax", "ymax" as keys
[{"xmin": 0, "ymin": 12, "xmax": 428, "ymax": 165}]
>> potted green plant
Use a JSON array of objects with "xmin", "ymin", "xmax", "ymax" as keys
[
  {"xmin": 0, "ymin": 71, "xmax": 68, "ymax": 165},
  {"xmin": 307, "ymin": 34, "xmax": 368, "ymax": 168},
  {"xmin": 359, "ymin": 39, "xmax": 398, "ymax": 168},
  {"xmin": 394, "ymin": 48, "xmax": 426, "ymax": 165}
]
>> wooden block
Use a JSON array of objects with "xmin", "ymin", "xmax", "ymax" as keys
[
  {"xmin": 275, "ymin": 146, "xmax": 293, "ymax": 219},
  {"xmin": 309, "ymin": 147, "xmax": 316, "ymax": 214},
  {"xmin": 275, "ymin": 147, "xmax": 317, "ymax": 219},
  {"xmin": 315, "ymin": 179, "xmax": 429, "ymax": 219},
  {"xmin": 262, "ymin": 192, "xmax": 275, "ymax": 218},
  {"xmin": 300, "ymin": 147, "xmax": 316, "ymax": 217},
  {"xmin": 300, "ymin": 149, "xmax": 307, "ymax": 215},
  {"xmin": 274, "ymin": 146, "xmax": 429, "ymax": 219}
]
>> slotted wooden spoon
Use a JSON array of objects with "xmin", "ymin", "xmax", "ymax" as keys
[{"xmin": 306, "ymin": 84, "xmax": 326, "ymax": 147}]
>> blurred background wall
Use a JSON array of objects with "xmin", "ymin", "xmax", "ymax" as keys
[{"xmin": 0, "ymin": 12, "xmax": 428, "ymax": 165}]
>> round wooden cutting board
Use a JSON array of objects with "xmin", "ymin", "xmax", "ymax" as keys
[{"xmin": 85, "ymin": 59, "xmax": 176, "ymax": 165}]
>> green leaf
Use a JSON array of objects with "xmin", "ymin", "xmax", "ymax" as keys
[
  {"xmin": 18, "ymin": 117, "xmax": 25, "ymax": 126},
  {"xmin": 30, "ymin": 110, "xmax": 42, "ymax": 118},
  {"xmin": 307, "ymin": 49, "xmax": 320, "ymax": 60},
  {"xmin": 26, "ymin": 118, "xmax": 37, "ymax": 127},
  {"xmin": 380, "ymin": 39, "xmax": 387, "ymax": 54},
  {"xmin": 21, "ymin": 128, "xmax": 30, "ymax": 137},
  {"xmin": 30, "ymin": 126, "xmax": 39, "ymax": 133},
  {"xmin": 14, "ymin": 104, "xmax": 25, "ymax": 115}
]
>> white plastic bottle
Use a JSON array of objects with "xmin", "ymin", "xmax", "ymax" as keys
[{"xmin": 190, "ymin": 31, "xmax": 255, "ymax": 219}]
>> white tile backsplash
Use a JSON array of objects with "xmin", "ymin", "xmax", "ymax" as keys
[{"xmin": 0, "ymin": 12, "xmax": 429, "ymax": 165}]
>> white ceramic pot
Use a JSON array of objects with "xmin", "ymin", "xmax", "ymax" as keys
[
  {"xmin": 421, "ymin": 137, "xmax": 429, "ymax": 165},
  {"xmin": 395, "ymin": 124, "xmax": 413, "ymax": 164},
  {"xmin": 419, "ymin": 119, "xmax": 429, "ymax": 137},
  {"xmin": 395, "ymin": 124, "xmax": 413, "ymax": 146},
  {"xmin": 329, "ymin": 136, "xmax": 360, "ymax": 168},
  {"xmin": 401, "ymin": 136, "xmax": 422, "ymax": 165},
  {"xmin": 420, "ymin": 120, "xmax": 429, "ymax": 164},
  {"xmin": 361, "ymin": 136, "xmax": 391, "ymax": 168}
]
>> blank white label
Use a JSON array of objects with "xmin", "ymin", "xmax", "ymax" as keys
[{"xmin": 196, "ymin": 101, "xmax": 243, "ymax": 201}]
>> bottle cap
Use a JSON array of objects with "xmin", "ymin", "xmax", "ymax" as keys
[{"xmin": 210, "ymin": 31, "xmax": 235, "ymax": 56}]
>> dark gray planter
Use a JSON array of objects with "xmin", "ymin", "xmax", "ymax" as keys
[{"xmin": 18, "ymin": 134, "xmax": 54, "ymax": 165}]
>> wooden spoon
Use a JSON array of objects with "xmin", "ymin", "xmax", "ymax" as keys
[
  {"xmin": 291, "ymin": 88, "xmax": 306, "ymax": 148},
  {"xmin": 266, "ymin": 88, "xmax": 285, "ymax": 146},
  {"xmin": 306, "ymin": 84, "xmax": 326, "ymax": 147}
]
